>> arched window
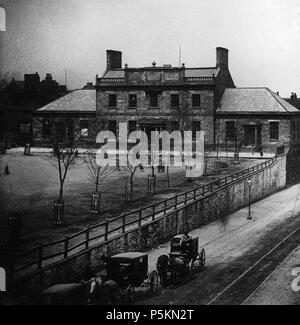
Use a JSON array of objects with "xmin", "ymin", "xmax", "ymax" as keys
[{"xmin": 0, "ymin": 7, "xmax": 6, "ymax": 32}]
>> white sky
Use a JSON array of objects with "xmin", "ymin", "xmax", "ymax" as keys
[
  {"xmin": 0, "ymin": 0, "xmax": 300, "ymax": 96},
  {"xmin": 0, "ymin": 7, "xmax": 5, "ymax": 31}
]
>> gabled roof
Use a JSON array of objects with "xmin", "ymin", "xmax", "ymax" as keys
[
  {"xmin": 37, "ymin": 89, "xmax": 96, "ymax": 113},
  {"xmin": 218, "ymin": 88, "xmax": 300, "ymax": 114}
]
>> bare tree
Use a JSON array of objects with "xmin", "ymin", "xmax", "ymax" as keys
[
  {"xmin": 174, "ymin": 91, "xmax": 193, "ymax": 133},
  {"xmin": 82, "ymin": 150, "xmax": 115, "ymax": 213},
  {"xmin": 83, "ymin": 150, "xmax": 115, "ymax": 193},
  {"xmin": 44, "ymin": 121, "xmax": 83, "ymax": 224},
  {"xmin": 120, "ymin": 157, "xmax": 140, "ymax": 201},
  {"xmin": 49, "ymin": 124, "xmax": 81, "ymax": 202},
  {"xmin": 215, "ymin": 118, "xmax": 221, "ymax": 159}
]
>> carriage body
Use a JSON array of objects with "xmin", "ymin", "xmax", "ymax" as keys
[
  {"xmin": 106, "ymin": 252, "xmax": 149, "ymax": 288},
  {"xmin": 170, "ymin": 234, "xmax": 199, "ymax": 260},
  {"xmin": 156, "ymin": 234, "xmax": 205, "ymax": 287}
]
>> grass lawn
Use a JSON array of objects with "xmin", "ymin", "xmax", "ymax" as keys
[{"xmin": 0, "ymin": 152, "xmax": 263, "ymax": 250}]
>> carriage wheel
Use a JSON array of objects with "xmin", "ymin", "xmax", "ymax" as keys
[
  {"xmin": 191, "ymin": 256, "xmax": 201, "ymax": 274},
  {"xmin": 200, "ymin": 248, "xmax": 206, "ymax": 269},
  {"xmin": 126, "ymin": 285, "xmax": 135, "ymax": 302},
  {"xmin": 191, "ymin": 249, "xmax": 206, "ymax": 274},
  {"xmin": 149, "ymin": 270, "xmax": 159, "ymax": 293}
]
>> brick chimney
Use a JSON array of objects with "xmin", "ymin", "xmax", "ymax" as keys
[
  {"xmin": 106, "ymin": 50, "xmax": 122, "ymax": 70},
  {"xmin": 216, "ymin": 47, "xmax": 229, "ymax": 68},
  {"xmin": 24, "ymin": 72, "xmax": 40, "ymax": 89}
]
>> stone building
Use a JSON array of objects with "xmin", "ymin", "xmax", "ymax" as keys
[
  {"xmin": 33, "ymin": 89, "xmax": 96, "ymax": 146},
  {"xmin": 33, "ymin": 47, "xmax": 300, "ymax": 156},
  {"xmin": 96, "ymin": 48, "xmax": 235, "ymax": 149},
  {"xmin": 216, "ymin": 88, "xmax": 300, "ymax": 154}
]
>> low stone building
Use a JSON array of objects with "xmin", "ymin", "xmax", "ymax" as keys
[
  {"xmin": 33, "ymin": 89, "xmax": 96, "ymax": 146},
  {"xmin": 216, "ymin": 88, "xmax": 300, "ymax": 154}
]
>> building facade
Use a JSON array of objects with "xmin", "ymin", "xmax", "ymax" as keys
[
  {"xmin": 0, "ymin": 73, "xmax": 68, "ymax": 147},
  {"xmin": 216, "ymin": 88, "xmax": 300, "ymax": 154},
  {"xmin": 33, "ymin": 89, "xmax": 96, "ymax": 147},
  {"xmin": 33, "ymin": 47, "xmax": 300, "ymax": 157},
  {"xmin": 95, "ymin": 48, "xmax": 235, "ymax": 149}
]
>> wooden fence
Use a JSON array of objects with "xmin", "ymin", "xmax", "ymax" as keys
[{"xmin": 10, "ymin": 157, "xmax": 278, "ymax": 278}]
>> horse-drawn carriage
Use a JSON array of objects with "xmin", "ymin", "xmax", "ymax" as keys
[
  {"xmin": 156, "ymin": 234, "xmax": 206, "ymax": 286},
  {"xmin": 42, "ymin": 235, "xmax": 205, "ymax": 304},
  {"xmin": 100, "ymin": 252, "xmax": 159, "ymax": 302},
  {"xmin": 42, "ymin": 252, "xmax": 159, "ymax": 305}
]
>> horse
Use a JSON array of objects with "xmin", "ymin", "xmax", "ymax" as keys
[
  {"xmin": 169, "ymin": 255, "xmax": 189, "ymax": 285},
  {"xmin": 89, "ymin": 277, "xmax": 122, "ymax": 305},
  {"xmin": 42, "ymin": 280, "xmax": 94, "ymax": 305},
  {"xmin": 157, "ymin": 254, "xmax": 190, "ymax": 287},
  {"xmin": 156, "ymin": 255, "xmax": 169, "ymax": 287}
]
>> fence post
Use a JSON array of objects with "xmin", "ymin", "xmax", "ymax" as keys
[
  {"xmin": 139, "ymin": 210, "xmax": 142, "ymax": 226},
  {"xmin": 122, "ymin": 214, "xmax": 126, "ymax": 233},
  {"xmin": 175, "ymin": 195, "xmax": 178, "ymax": 208},
  {"xmin": 164, "ymin": 200, "xmax": 167, "ymax": 215},
  {"xmin": 38, "ymin": 244, "xmax": 43, "ymax": 270},
  {"xmin": 210, "ymin": 183, "xmax": 213, "ymax": 192},
  {"xmin": 85, "ymin": 226, "xmax": 90, "ymax": 250},
  {"xmin": 64, "ymin": 236, "xmax": 69, "ymax": 259},
  {"xmin": 194, "ymin": 189, "xmax": 196, "ymax": 200},
  {"xmin": 185, "ymin": 193, "xmax": 188, "ymax": 205},
  {"xmin": 152, "ymin": 205, "xmax": 155, "ymax": 221},
  {"xmin": 202, "ymin": 187, "xmax": 205, "ymax": 195},
  {"xmin": 105, "ymin": 219, "xmax": 109, "ymax": 241}
]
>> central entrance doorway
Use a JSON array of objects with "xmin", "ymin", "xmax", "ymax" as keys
[
  {"xmin": 139, "ymin": 123, "xmax": 166, "ymax": 139},
  {"xmin": 243, "ymin": 125, "xmax": 262, "ymax": 150}
]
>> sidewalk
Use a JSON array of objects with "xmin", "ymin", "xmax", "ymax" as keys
[{"xmin": 141, "ymin": 184, "xmax": 300, "ymax": 304}]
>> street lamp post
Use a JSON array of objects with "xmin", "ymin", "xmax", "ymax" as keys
[{"xmin": 247, "ymin": 178, "xmax": 253, "ymax": 220}]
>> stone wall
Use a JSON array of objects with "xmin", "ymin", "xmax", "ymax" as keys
[
  {"xmin": 14, "ymin": 155, "xmax": 286, "ymax": 295},
  {"xmin": 32, "ymin": 114, "xmax": 98, "ymax": 147},
  {"xmin": 217, "ymin": 117, "xmax": 292, "ymax": 154}
]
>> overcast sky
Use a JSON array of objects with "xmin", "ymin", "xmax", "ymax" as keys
[{"xmin": 0, "ymin": 0, "xmax": 300, "ymax": 96}]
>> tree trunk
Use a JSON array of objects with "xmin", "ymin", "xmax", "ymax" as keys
[
  {"xmin": 91, "ymin": 191, "xmax": 101, "ymax": 214},
  {"xmin": 167, "ymin": 166, "xmax": 170, "ymax": 187},
  {"xmin": 125, "ymin": 180, "xmax": 133, "ymax": 201},
  {"xmin": 58, "ymin": 182, "xmax": 64, "ymax": 203},
  {"xmin": 53, "ymin": 199, "xmax": 65, "ymax": 226}
]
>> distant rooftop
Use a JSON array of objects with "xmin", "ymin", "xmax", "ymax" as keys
[
  {"xmin": 218, "ymin": 88, "xmax": 300, "ymax": 114},
  {"xmin": 37, "ymin": 89, "xmax": 96, "ymax": 113}
]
